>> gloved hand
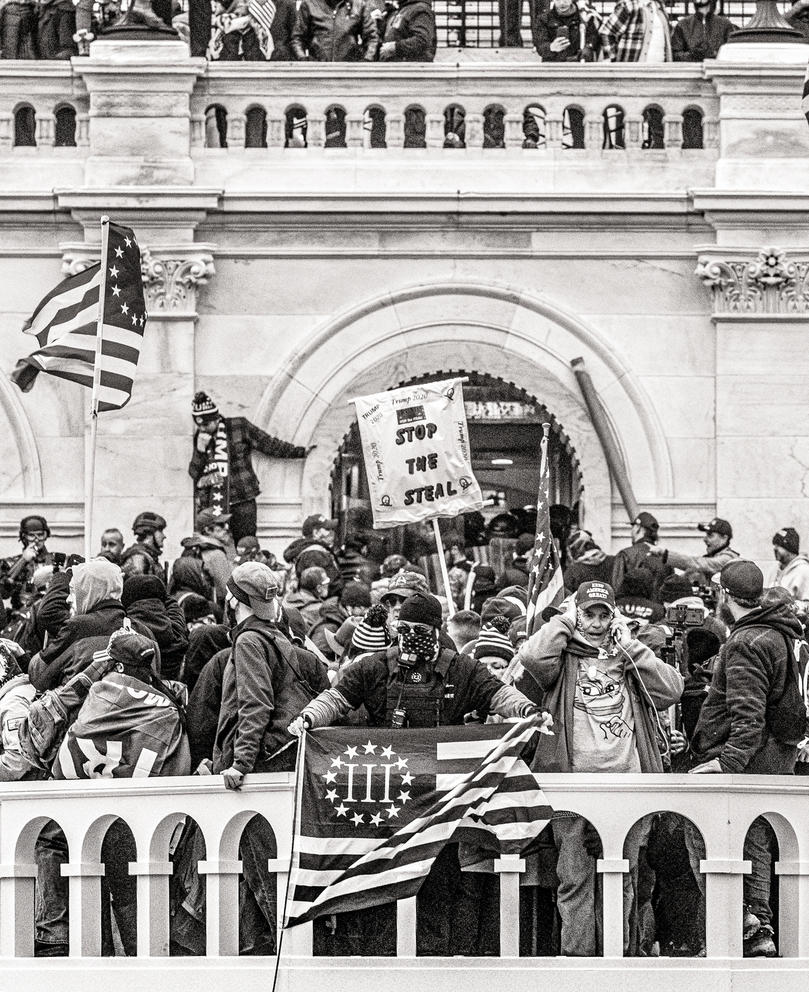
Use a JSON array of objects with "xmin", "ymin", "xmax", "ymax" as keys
[{"xmin": 288, "ymin": 715, "xmax": 311, "ymax": 737}]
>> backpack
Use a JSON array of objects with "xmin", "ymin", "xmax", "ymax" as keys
[{"xmin": 765, "ymin": 634, "xmax": 809, "ymax": 746}]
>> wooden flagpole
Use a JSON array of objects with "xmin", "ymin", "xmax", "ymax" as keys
[{"xmin": 84, "ymin": 215, "xmax": 110, "ymax": 561}]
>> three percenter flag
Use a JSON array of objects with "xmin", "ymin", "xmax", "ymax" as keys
[
  {"xmin": 11, "ymin": 221, "xmax": 147, "ymax": 412},
  {"xmin": 285, "ymin": 717, "xmax": 553, "ymax": 928}
]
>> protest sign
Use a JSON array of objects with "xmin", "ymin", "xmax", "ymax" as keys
[{"xmin": 352, "ymin": 378, "xmax": 484, "ymax": 530}]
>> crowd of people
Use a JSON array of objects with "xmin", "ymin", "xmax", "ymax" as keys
[
  {"xmin": 0, "ymin": 486, "xmax": 806, "ymax": 960},
  {"xmin": 5, "ymin": 0, "xmax": 800, "ymax": 64}
]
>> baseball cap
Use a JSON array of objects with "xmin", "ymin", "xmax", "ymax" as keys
[
  {"xmin": 698, "ymin": 517, "xmax": 733, "ymax": 539},
  {"xmin": 380, "ymin": 570, "xmax": 431, "ymax": 603},
  {"xmin": 227, "ymin": 562, "xmax": 280, "ymax": 620},
  {"xmin": 302, "ymin": 514, "xmax": 338, "ymax": 537},
  {"xmin": 576, "ymin": 580, "xmax": 616, "ymax": 611},
  {"xmin": 634, "ymin": 511, "xmax": 659, "ymax": 532},
  {"xmin": 773, "ymin": 527, "xmax": 800, "ymax": 555},
  {"xmin": 196, "ymin": 508, "xmax": 232, "ymax": 532},
  {"xmin": 720, "ymin": 559, "xmax": 763, "ymax": 603}
]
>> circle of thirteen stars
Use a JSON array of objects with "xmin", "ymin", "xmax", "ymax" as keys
[
  {"xmin": 109, "ymin": 237, "xmax": 146, "ymax": 329},
  {"xmin": 323, "ymin": 741, "xmax": 415, "ymax": 829}
]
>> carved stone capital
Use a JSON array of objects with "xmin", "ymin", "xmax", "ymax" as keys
[
  {"xmin": 60, "ymin": 242, "xmax": 215, "ymax": 316},
  {"xmin": 695, "ymin": 246, "xmax": 809, "ymax": 315},
  {"xmin": 140, "ymin": 248, "xmax": 215, "ymax": 314}
]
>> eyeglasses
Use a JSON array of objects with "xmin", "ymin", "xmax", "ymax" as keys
[{"xmin": 397, "ymin": 622, "xmax": 434, "ymax": 636}]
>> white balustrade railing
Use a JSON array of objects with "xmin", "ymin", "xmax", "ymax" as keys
[{"xmin": 2, "ymin": 771, "xmax": 809, "ymax": 992}]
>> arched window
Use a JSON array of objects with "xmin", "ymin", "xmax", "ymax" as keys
[
  {"xmin": 285, "ymin": 105, "xmax": 308, "ymax": 148},
  {"xmin": 444, "ymin": 103, "xmax": 466, "ymax": 148},
  {"xmin": 404, "ymin": 105, "xmax": 426, "ymax": 149},
  {"xmin": 682, "ymin": 106, "xmax": 704, "ymax": 149},
  {"xmin": 602, "ymin": 104, "xmax": 625, "ymax": 150},
  {"xmin": 563, "ymin": 105, "xmax": 585, "ymax": 149},
  {"xmin": 205, "ymin": 104, "xmax": 228, "ymax": 148},
  {"xmin": 523, "ymin": 104, "xmax": 546, "ymax": 149},
  {"xmin": 365, "ymin": 105, "xmax": 386, "ymax": 149},
  {"xmin": 642, "ymin": 105, "xmax": 665, "ymax": 149},
  {"xmin": 14, "ymin": 105, "xmax": 36, "ymax": 147},
  {"xmin": 54, "ymin": 104, "xmax": 76, "ymax": 147},
  {"xmin": 483, "ymin": 104, "xmax": 505, "ymax": 149},
  {"xmin": 245, "ymin": 106, "xmax": 267, "ymax": 148},
  {"xmin": 324, "ymin": 105, "xmax": 346, "ymax": 148}
]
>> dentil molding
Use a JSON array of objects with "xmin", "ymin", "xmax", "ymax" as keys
[
  {"xmin": 695, "ymin": 246, "xmax": 809, "ymax": 315},
  {"xmin": 60, "ymin": 242, "xmax": 216, "ymax": 316}
]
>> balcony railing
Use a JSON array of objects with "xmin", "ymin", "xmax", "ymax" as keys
[
  {"xmin": 2, "ymin": 773, "xmax": 808, "ymax": 990},
  {"xmin": 192, "ymin": 63, "xmax": 719, "ymax": 152}
]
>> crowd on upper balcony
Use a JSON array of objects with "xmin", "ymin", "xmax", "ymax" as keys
[
  {"xmin": 0, "ymin": 0, "xmax": 781, "ymax": 63},
  {"xmin": 0, "ymin": 391, "xmax": 807, "ymax": 959}
]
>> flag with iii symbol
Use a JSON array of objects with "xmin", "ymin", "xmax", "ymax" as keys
[{"xmin": 284, "ymin": 717, "xmax": 553, "ymax": 927}]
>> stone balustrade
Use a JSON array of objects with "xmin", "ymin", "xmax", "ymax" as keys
[{"xmin": 2, "ymin": 773, "xmax": 809, "ymax": 991}]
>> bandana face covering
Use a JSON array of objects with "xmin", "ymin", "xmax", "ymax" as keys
[{"xmin": 398, "ymin": 623, "xmax": 439, "ymax": 666}]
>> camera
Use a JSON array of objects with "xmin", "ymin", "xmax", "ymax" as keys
[{"xmin": 664, "ymin": 605, "xmax": 703, "ymax": 629}]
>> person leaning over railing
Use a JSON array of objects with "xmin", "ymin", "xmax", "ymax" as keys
[{"xmin": 514, "ymin": 580, "xmax": 684, "ymax": 957}]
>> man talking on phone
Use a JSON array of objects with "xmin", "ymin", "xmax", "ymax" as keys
[{"xmin": 515, "ymin": 580, "xmax": 683, "ymax": 955}]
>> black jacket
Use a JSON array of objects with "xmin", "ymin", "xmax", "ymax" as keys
[
  {"xmin": 283, "ymin": 537, "xmax": 343, "ymax": 593},
  {"xmin": 125, "ymin": 596, "xmax": 189, "ymax": 681},
  {"xmin": 292, "ymin": 0, "xmax": 378, "ymax": 61},
  {"xmin": 381, "ymin": 0, "xmax": 435, "ymax": 60},
  {"xmin": 29, "ymin": 600, "xmax": 128, "ymax": 691},
  {"xmin": 691, "ymin": 602, "xmax": 804, "ymax": 773},
  {"xmin": 534, "ymin": 5, "xmax": 600, "ymax": 61},
  {"xmin": 671, "ymin": 11, "xmax": 736, "ymax": 60}
]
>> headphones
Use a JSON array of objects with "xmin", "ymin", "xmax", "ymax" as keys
[{"xmin": 19, "ymin": 515, "xmax": 51, "ymax": 544}]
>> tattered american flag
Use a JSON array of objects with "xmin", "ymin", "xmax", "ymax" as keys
[
  {"xmin": 284, "ymin": 717, "xmax": 553, "ymax": 927},
  {"xmin": 524, "ymin": 428, "xmax": 564, "ymax": 638},
  {"xmin": 11, "ymin": 221, "xmax": 147, "ymax": 412}
]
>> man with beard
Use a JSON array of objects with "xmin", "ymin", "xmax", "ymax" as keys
[
  {"xmin": 288, "ymin": 590, "xmax": 543, "ymax": 956},
  {"xmin": 769, "ymin": 527, "xmax": 809, "ymax": 608},
  {"xmin": 214, "ymin": 561, "xmax": 329, "ymax": 953},
  {"xmin": 648, "ymin": 516, "xmax": 739, "ymax": 588},
  {"xmin": 687, "ymin": 560, "xmax": 805, "ymax": 957}
]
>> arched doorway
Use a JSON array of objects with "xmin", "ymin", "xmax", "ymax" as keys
[{"xmin": 330, "ymin": 371, "xmax": 583, "ymax": 556}]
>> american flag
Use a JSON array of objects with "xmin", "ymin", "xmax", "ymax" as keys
[
  {"xmin": 248, "ymin": 0, "xmax": 276, "ymax": 34},
  {"xmin": 11, "ymin": 221, "xmax": 147, "ymax": 412},
  {"xmin": 524, "ymin": 426, "xmax": 564, "ymax": 638},
  {"xmin": 284, "ymin": 717, "xmax": 553, "ymax": 927}
]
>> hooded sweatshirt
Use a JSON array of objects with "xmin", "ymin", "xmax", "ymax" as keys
[
  {"xmin": 121, "ymin": 576, "xmax": 189, "ymax": 681},
  {"xmin": 515, "ymin": 612, "xmax": 683, "ymax": 772},
  {"xmin": 772, "ymin": 554, "xmax": 809, "ymax": 603},
  {"xmin": 691, "ymin": 601, "xmax": 804, "ymax": 773}
]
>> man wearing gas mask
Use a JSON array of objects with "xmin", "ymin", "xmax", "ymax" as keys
[{"xmin": 288, "ymin": 590, "xmax": 545, "ymax": 955}]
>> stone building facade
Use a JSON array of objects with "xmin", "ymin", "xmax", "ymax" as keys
[{"xmin": 0, "ymin": 38, "xmax": 806, "ymax": 566}]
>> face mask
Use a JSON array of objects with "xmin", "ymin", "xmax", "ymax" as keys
[{"xmin": 398, "ymin": 623, "xmax": 439, "ymax": 665}]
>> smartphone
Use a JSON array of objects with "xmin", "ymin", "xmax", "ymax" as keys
[{"xmin": 555, "ymin": 25, "xmax": 569, "ymax": 39}]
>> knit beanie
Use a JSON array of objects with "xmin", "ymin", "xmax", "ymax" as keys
[
  {"xmin": 480, "ymin": 596, "xmax": 524, "ymax": 623},
  {"xmin": 351, "ymin": 603, "xmax": 391, "ymax": 652},
  {"xmin": 398, "ymin": 591, "xmax": 443, "ymax": 628},
  {"xmin": 192, "ymin": 391, "xmax": 219, "ymax": 417},
  {"xmin": 773, "ymin": 527, "xmax": 800, "ymax": 555},
  {"xmin": 122, "ymin": 574, "xmax": 167, "ymax": 610},
  {"xmin": 474, "ymin": 615, "xmax": 515, "ymax": 663}
]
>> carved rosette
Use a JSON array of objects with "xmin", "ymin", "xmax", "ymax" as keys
[
  {"xmin": 60, "ymin": 244, "xmax": 215, "ymax": 316},
  {"xmin": 695, "ymin": 246, "xmax": 808, "ymax": 314}
]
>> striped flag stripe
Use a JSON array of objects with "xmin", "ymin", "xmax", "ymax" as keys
[
  {"xmin": 287, "ymin": 719, "xmax": 551, "ymax": 926},
  {"xmin": 33, "ymin": 296, "xmax": 99, "ymax": 348},
  {"xmin": 24, "ymin": 264, "xmax": 101, "ymax": 338},
  {"xmin": 34, "ymin": 340, "xmax": 141, "ymax": 369}
]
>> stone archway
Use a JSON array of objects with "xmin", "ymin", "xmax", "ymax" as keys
[{"xmin": 254, "ymin": 278, "xmax": 673, "ymax": 546}]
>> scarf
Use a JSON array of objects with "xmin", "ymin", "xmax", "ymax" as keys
[{"xmin": 201, "ymin": 418, "xmax": 230, "ymax": 514}]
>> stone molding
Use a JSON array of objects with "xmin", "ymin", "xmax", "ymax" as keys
[
  {"xmin": 60, "ymin": 243, "xmax": 215, "ymax": 315},
  {"xmin": 695, "ymin": 246, "xmax": 809, "ymax": 314}
]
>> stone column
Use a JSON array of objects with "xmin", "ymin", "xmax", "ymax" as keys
[
  {"xmin": 695, "ymin": 244, "xmax": 809, "ymax": 562},
  {"xmin": 73, "ymin": 39, "xmax": 205, "ymax": 187}
]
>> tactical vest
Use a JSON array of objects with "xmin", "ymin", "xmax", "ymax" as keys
[{"xmin": 384, "ymin": 647, "xmax": 456, "ymax": 728}]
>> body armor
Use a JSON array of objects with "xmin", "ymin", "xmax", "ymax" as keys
[{"xmin": 384, "ymin": 647, "xmax": 455, "ymax": 728}]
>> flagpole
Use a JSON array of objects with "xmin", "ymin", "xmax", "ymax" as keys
[
  {"xmin": 84, "ymin": 215, "xmax": 110, "ymax": 561},
  {"xmin": 432, "ymin": 516, "xmax": 456, "ymax": 618},
  {"xmin": 525, "ymin": 422, "xmax": 552, "ymax": 635}
]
